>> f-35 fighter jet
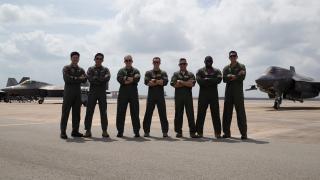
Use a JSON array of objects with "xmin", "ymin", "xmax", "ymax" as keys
[
  {"xmin": 1, "ymin": 77, "xmax": 89, "ymax": 105},
  {"xmin": 246, "ymin": 66, "xmax": 320, "ymax": 109}
]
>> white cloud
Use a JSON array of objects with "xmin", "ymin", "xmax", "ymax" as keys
[
  {"xmin": 0, "ymin": 0, "xmax": 319, "ymax": 98},
  {"xmin": 0, "ymin": 3, "xmax": 53, "ymax": 24}
]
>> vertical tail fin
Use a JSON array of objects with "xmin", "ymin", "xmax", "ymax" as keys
[
  {"xmin": 290, "ymin": 66, "xmax": 295, "ymax": 73},
  {"xmin": 6, "ymin": 78, "xmax": 18, "ymax": 87}
]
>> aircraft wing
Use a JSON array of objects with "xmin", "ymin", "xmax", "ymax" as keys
[
  {"xmin": 292, "ymin": 74, "xmax": 320, "ymax": 91},
  {"xmin": 309, "ymin": 82, "xmax": 320, "ymax": 91},
  {"xmin": 39, "ymin": 85, "xmax": 64, "ymax": 97},
  {"xmin": 292, "ymin": 73, "xmax": 316, "ymax": 82}
]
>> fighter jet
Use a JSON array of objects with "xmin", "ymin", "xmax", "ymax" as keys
[
  {"xmin": 246, "ymin": 66, "xmax": 320, "ymax": 109},
  {"xmin": 1, "ymin": 77, "xmax": 89, "ymax": 105},
  {"xmin": 0, "ymin": 90, "xmax": 5, "ymax": 102}
]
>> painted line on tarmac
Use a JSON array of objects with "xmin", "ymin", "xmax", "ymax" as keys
[{"xmin": 0, "ymin": 122, "xmax": 50, "ymax": 127}]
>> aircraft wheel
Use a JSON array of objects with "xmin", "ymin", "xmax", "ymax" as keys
[
  {"xmin": 38, "ymin": 99, "xmax": 44, "ymax": 104},
  {"xmin": 273, "ymin": 101, "xmax": 280, "ymax": 110}
]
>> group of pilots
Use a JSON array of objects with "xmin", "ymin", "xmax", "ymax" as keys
[{"xmin": 59, "ymin": 51, "xmax": 247, "ymax": 140}]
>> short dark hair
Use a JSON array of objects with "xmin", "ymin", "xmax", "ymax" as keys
[
  {"xmin": 95, "ymin": 53, "xmax": 104, "ymax": 59},
  {"xmin": 179, "ymin": 58, "xmax": 187, "ymax": 62},
  {"xmin": 205, "ymin": 56, "xmax": 213, "ymax": 62},
  {"xmin": 229, "ymin": 51, "xmax": 238, "ymax": 57},
  {"xmin": 70, "ymin": 51, "xmax": 80, "ymax": 58},
  {"xmin": 153, "ymin": 57, "xmax": 161, "ymax": 62}
]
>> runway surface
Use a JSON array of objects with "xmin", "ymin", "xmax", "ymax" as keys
[{"xmin": 0, "ymin": 99, "xmax": 319, "ymax": 180}]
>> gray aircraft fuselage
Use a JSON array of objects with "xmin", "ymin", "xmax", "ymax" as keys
[
  {"xmin": 1, "ymin": 79, "xmax": 91, "ymax": 105},
  {"xmin": 252, "ymin": 66, "xmax": 319, "ymax": 109},
  {"xmin": 2, "ymin": 80, "xmax": 64, "ymax": 97}
]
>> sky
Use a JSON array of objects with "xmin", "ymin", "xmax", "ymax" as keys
[{"xmin": 0, "ymin": 0, "xmax": 319, "ymax": 97}]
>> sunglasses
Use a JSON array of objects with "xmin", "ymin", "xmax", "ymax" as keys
[
  {"xmin": 153, "ymin": 61, "xmax": 160, "ymax": 64},
  {"xmin": 229, "ymin": 55, "xmax": 237, "ymax": 58},
  {"xmin": 125, "ymin": 59, "xmax": 132, "ymax": 62}
]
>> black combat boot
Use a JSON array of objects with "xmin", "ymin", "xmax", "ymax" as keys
[
  {"xmin": 241, "ymin": 134, "xmax": 248, "ymax": 140},
  {"xmin": 176, "ymin": 133, "xmax": 183, "ymax": 138},
  {"xmin": 163, "ymin": 133, "xmax": 168, "ymax": 138},
  {"xmin": 102, "ymin": 131, "xmax": 109, "ymax": 138},
  {"xmin": 117, "ymin": 132, "xmax": 123, "ymax": 137},
  {"xmin": 71, "ymin": 131, "xmax": 83, "ymax": 137},
  {"xmin": 190, "ymin": 132, "xmax": 199, "ymax": 138},
  {"xmin": 222, "ymin": 134, "xmax": 231, "ymax": 138},
  {"xmin": 83, "ymin": 130, "xmax": 92, "ymax": 138},
  {"xmin": 60, "ymin": 131, "xmax": 68, "ymax": 139}
]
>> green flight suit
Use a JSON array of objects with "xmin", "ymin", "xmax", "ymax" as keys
[
  {"xmin": 143, "ymin": 69, "xmax": 169, "ymax": 134},
  {"xmin": 222, "ymin": 62, "xmax": 247, "ymax": 136},
  {"xmin": 196, "ymin": 67, "xmax": 222, "ymax": 136},
  {"xmin": 84, "ymin": 65, "xmax": 110, "ymax": 132},
  {"xmin": 116, "ymin": 67, "xmax": 141, "ymax": 135},
  {"xmin": 60, "ymin": 64, "xmax": 87, "ymax": 133},
  {"xmin": 170, "ymin": 71, "xmax": 196, "ymax": 134}
]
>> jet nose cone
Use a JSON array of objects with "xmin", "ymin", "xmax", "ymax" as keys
[
  {"xmin": 255, "ymin": 78, "xmax": 264, "ymax": 85},
  {"xmin": 256, "ymin": 75, "xmax": 272, "ymax": 87}
]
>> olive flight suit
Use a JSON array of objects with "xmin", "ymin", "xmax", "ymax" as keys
[
  {"xmin": 84, "ymin": 65, "xmax": 110, "ymax": 132},
  {"xmin": 170, "ymin": 71, "xmax": 196, "ymax": 135},
  {"xmin": 143, "ymin": 69, "xmax": 169, "ymax": 134},
  {"xmin": 222, "ymin": 62, "xmax": 247, "ymax": 136},
  {"xmin": 60, "ymin": 64, "xmax": 87, "ymax": 133},
  {"xmin": 116, "ymin": 67, "xmax": 141, "ymax": 135},
  {"xmin": 196, "ymin": 67, "xmax": 222, "ymax": 136}
]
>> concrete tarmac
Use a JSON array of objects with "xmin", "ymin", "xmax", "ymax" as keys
[{"xmin": 0, "ymin": 99, "xmax": 319, "ymax": 180}]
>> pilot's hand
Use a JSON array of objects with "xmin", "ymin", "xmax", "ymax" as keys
[
  {"xmin": 148, "ymin": 80, "xmax": 157, "ymax": 87},
  {"xmin": 127, "ymin": 77, "xmax": 134, "ymax": 82},
  {"xmin": 185, "ymin": 80, "xmax": 195, "ymax": 87},
  {"xmin": 229, "ymin": 75, "xmax": 237, "ymax": 81},
  {"xmin": 238, "ymin": 70, "xmax": 246, "ymax": 75},
  {"xmin": 174, "ymin": 82, "xmax": 183, "ymax": 88},
  {"xmin": 156, "ymin": 79, "xmax": 164, "ymax": 85}
]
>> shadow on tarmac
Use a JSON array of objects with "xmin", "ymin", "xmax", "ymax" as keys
[
  {"xmin": 64, "ymin": 136, "xmax": 269, "ymax": 144},
  {"xmin": 265, "ymin": 106, "xmax": 320, "ymax": 111}
]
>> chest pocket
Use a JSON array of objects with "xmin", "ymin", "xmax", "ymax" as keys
[
  {"xmin": 100, "ymin": 69, "xmax": 107, "ymax": 77},
  {"xmin": 71, "ymin": 67, "xmax": 81, "ymax": 76},
  {"xmin": 155, "ymin": 72, "xmax": 162, "ymax": 79},
  {"xmin": 233, "ymin": 66, "xmax": 243, "ymax": 75},
  {"xmin": 151, "ymin": 72, "xmax": 156, "ymax": 79},
  {"xmin": 229, "ymin": 67, "xmax": 239, "ymax": 75},
  {"xmin": 126, "ymin": 70, "xmax": 134, "ymax": 77},
  {"xmin": 205, "ymin": 70, "xmax": 215, "ymax": 78},
  {"xmin": 94, "ymin": 70, "xmax": 99, "ymax": 76},
  {"xmin": 182, "ymin": 74, "xmax": 190, "ymax": 81}
]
